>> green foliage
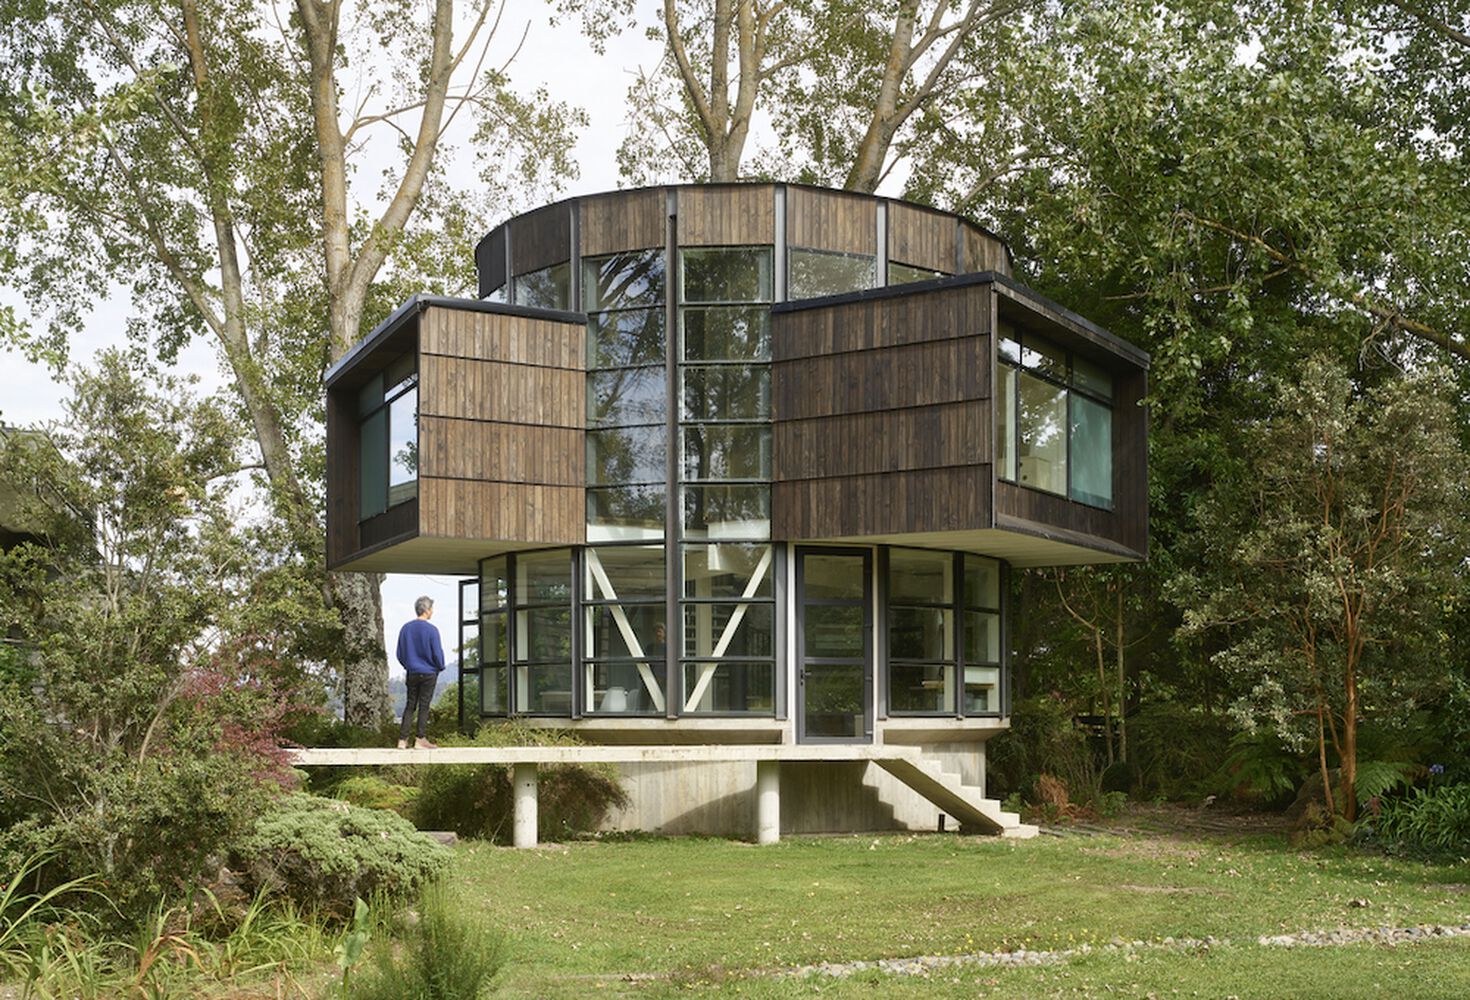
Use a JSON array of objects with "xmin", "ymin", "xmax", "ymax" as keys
[
  {"xmin": 0, "ymin": 356, "xmax": 299, "ymax": 920},
  {"xmin": 0, "ymin": 852, "xmax": 102, "ymax": 980},
  {"xmin": 1372, "ymin": 783, "xmax": 1470, "ymax": 856},
  {"xmin": 412, "ymin": 723, "xmax": 627, "ymax": 844},
  {"xmin": 1098, "ymin": 791, "xmax": 1129, "ymax": 819},
  {"xmin": 335, "ymin": 896, "xmax": 373, "ymax": 995},
  {"xmin": 334, "ymin": 776, "xmax": 419, "ymax": 817},
  {"xmin": 1120, "ymin": 704, "xmax": 1231, "ymax": 801},
  {"xmin": 232, "ymin": 794, "xmax": 449, "ymax": 917},
  {"xmin": 1211, "ymin": 730, "xmax": 1308, "ymax": 806},
  {"xmin": 350, "ymin": 883, "xmax": 505, "ymax": 1000},
  {"xmin": 985, "ymin": 696, "xmax": 1097, "ymax": 802}
]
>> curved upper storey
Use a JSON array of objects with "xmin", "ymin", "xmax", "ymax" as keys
[{"xmin": 473, "ymin": 184, "xmax": 1012, "ymax": 305}]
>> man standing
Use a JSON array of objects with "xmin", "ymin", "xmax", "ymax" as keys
[{"xmin": 396, "ymin": 596, "xmax": 445, "ymax": 749}]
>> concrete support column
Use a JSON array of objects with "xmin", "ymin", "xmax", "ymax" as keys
[
  {"xmin": 755, "ymin": 760, "xmax": 780, "ymax": 845},
  {"xmin": 512, "ymin": 762, "xmax": 538, "ymax": 848}
]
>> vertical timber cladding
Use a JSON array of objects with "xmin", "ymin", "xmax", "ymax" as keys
[
  {"xmin": 507, "ymin": 201, "xmax": 572, "ymax": 278},
  {"xmin": 771, "ymin": 283, "xmax": 994, "ymax": 539},
  {"xmin": 786, "ymin": 185, "xmax": 877, "ymax": 255},
  {"xmin": 580, "ymin": 188, "xmax": 667, "ymax": 256},
  {"xmin": 416, "ymin": 305, "xmax": 586, "ymax": 546},
  {"xmin": 324, "ymin": 382, "xmax": 362, "ymax": 567},
  {"xmin": 676, "ymin": 183, "xmax": 776, "ymax": 245}
]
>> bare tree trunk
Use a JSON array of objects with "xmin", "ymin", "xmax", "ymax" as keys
[{"xmin": 1115, "ymin": 584, "xmax": 1127, "ymax": 764}]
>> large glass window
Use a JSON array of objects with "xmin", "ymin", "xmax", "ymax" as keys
[
  {"xmin": 888, "ymin": 261, "xmax": 948, "ymax": 286},
  {"xmin": 358, "ymin": 353, "xmax": 417, "ymax": 519},
  {"xmin": 962, "ymin": 556, "xmax": 1002, "ymax": 714},
  {"xmin": 512, "ymin": 550, "xmax": 573, "ymax": 714},
  {"xmin": 996, "ymin": 323, "xmax": 1114, "ymax": 508},
  {"xmin": 885, "ymin": 550, "xmax": 1003, "ymax": 717},
  {"xmin": 583, "ymin": 544, "xmax": 666, "ymax": 715},
  {"xmin": 680, "ymin": 538, "xmax": 775, "ymax": 714},
  {"xmin": 789, "ymin": 247, "xmax": 875, "ymax": 299},
  {"xmin": 478, "ymin": 557, "xmax": 509, "ymax": 716},
  {"xmin": 584, "ymin": 249, "xmax": 668, "ymax": 542},
  {"xmin": 513, "ymin": 262, "xmax": 570, "ymax": 310}
]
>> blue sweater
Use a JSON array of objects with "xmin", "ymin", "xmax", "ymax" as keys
[{"xmin": 396, "ymin": 618, "xmax": 445, "ymax": 676}]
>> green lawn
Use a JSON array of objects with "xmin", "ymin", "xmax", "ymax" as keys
[{"xmin": 445, "ymin": 829, "xmax": 1470, "ymax": 998}]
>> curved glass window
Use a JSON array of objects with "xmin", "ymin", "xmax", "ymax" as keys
[
  {"xmin": 513, "ymin": 262, "xmax": 570, "ymax": 310},
  {"xmin": 583, "ymin": 544, "xmax": 666, "ymax": 715},
  {"xmin": 888, "ymin": 261, "xmax": 948, "ymax": 286},
  {"xmin": 790, "ymin": 247, "xmax": 875, "ymax": 299}
]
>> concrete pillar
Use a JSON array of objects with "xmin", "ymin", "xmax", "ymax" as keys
[
  {"xmin": 512, "ymin": 762, "xmax": 538, "ymax": 848},
  {"xmin": 755, "ymin": 760, "xmax": 780, "ymax": 845}
]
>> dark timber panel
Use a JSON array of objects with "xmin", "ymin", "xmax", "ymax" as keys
[
  {"xmin": 419, "ymin": 355, "xmax": 583, "ymax": 428},
  {"xmin": 887, "ymin": 202, "xmax": 957, "ymax": 273},
  {"xmin": 325, "ymin": 385, "xmax": 360, "ymax": 567},
  {"xmin": 961, "ymin": 224, "xmax": 1010, "ymax": 277},
  {"xmin": 475, "ymin": 227, "xmax": 507, "ymax": 298},
  {"xmin": 788, "ymin": 187, "xmax": 876, "ymax": 255},
  {"xmin": 775, "ymin": 467, "xmax": 992, "ymax": 539},
  {"xmin": 419, "ymin": 417, "xmax": 581, "ymax": 485},
  {"xmin": 677, "ymin": 184, "xmax": 775, "ymax": 245},
  {"xmin": 581, "ymin": 189, "xmax": 667, "ymax": 256},
  {"xmin": 772, "ymin": 284, "xmax": 993, "ymax": 539},
  {"xmin": 508, "ymin": 202, "xmax": 572, "ymax": 277}
]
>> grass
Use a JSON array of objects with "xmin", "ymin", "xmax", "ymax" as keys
[{"xmin": 445, "ymin": 826, "xmax": 1470, "ymax": 998}]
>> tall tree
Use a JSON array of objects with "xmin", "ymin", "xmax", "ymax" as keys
[
  {"xmin": 1178, "ymin": 356, "xmax": 1468, "ymax": 822},
  {"xmin": 0, "ymin": 1, "xmax": 581, "ymax": 722}
]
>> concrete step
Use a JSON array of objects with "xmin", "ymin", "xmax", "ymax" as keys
[{"xmin": 876, "ymin": 752, "xmax": 1029, "ymax": 838}]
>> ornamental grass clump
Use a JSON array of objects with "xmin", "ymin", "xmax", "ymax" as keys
[
  {"xmin": 233, "ymin": 794, "xmax": 449, "ymax": 917},
  {"xmin": 350, "ymin": 883, "xmax": 505, "ymax": 1000},
  {"xmin": 1372, "ymin": 782, "xmax": 1470, "ymax": 857}
]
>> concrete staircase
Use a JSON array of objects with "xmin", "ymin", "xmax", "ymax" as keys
[{"xmin": 877, "ymin": 750, "xmax": 1038, "ymax": 839}]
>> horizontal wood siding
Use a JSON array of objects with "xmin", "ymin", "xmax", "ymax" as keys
[
  {"xmin": 771, "ymin": 284, "xmax": 992, "ymax": 539},
  {"xmin": 417, "ymin": 305, "xmax": 586, "ymax": 546},
  {"xmin": 787, "ymin": 187, "xmax": 876, "ymax": 255},
  {"xmin": 677, "ymin": 184, "xmax": 775, "ymax": 245},
  {"xmin": 360, "ymin": 497, "xmax": 418, "ymax": 550},
  {"xmin": 581, "ymin": 189, "xmax": 667, "ymax": 256},
  {"xmin": 887, "ymin": 202, "xmax": 956, "ymax": 273},
  {"xmin": 961, "ymin": 223, "xmax": 1010, "ymax": 277},
  {"xmin": 508, "ymin": 202, "xmax": 571, "ymax": 277}
]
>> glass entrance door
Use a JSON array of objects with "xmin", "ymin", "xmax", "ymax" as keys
[{"xmin": 796, "ymin": 548, "xmax": 872, "ymax": 743}]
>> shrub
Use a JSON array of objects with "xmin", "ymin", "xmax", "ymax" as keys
[
  {"xmin": 1372, "ymin": 783, "xmax": 1470, "ymax": 856},
  {"xmin": 986, "ymin": 695, "xmax": 1097, "ymax": 802},
  {"xmin": 1210, "ymin": 730, "xmax": 1308, "ymax": 806},
  {"xmin": 413, "ymin": 723, "xmax": 627, "ymax": 843},
  {"xmin": 350, "ymin": 883, "xmax": 505, "ymax": 1000},
  {"xmin": 232, "ymin": 794, "xmax": 449, "ymax": 917},
  {"xmin": 1128, "ymin": 703, "xmax": 1232, "ymax": 800},
  {"xmin": 334, "ymin": 776, "xmax": 419, "ymax": 818}
]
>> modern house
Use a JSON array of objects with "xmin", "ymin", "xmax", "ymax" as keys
[{"xmin": 322, "ymin": 184, "xmax": 1148, "ymax": 841}]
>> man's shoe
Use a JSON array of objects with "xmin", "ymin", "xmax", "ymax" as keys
[
  {"xmin": 396, "ymin": 739, "xmax": 408, "ymax": 749},
  {"xmin": 415, "ymin": 739, "xmax": 438, "ymax": 750}
]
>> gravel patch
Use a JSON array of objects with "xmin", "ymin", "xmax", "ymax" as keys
[{"xmin": 773, "ymin": 919, "xmax": 1470, "ymax": 980}]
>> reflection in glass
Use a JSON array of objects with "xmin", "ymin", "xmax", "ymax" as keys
[
  {"xmin": 803, "ymin": 604, "xmax": 865, "ymax": 658},
  {"xmin": 681, "ymin": 247, "xmax": 773, "ymax": 303},
  {"xmin": 683, "ymin": 307, "xmax": 770, "ymax": 361},
  {"xmin": 387, "ymin": 387, "xmax": 418, "ymax": 505},
  {"xmin": 583, "ymin": 545, "xmax": 665, "ymax": 601},
  {"xmin": 587, "ymin": 426, "xmax": 666, "ymax": 485},
  {"xmin": 789, "ymin": 248, "xmax": 875, "ymax": 299},
  {"xmin": 1020, "ymin": 335, "xmax": 1066, "ymax": 378},
  {"xmin": 516, "ymin": 662, "xmax": 574, "ymax": 715},
  {"xmin": 588, "ymin": 367, "xmax": 666, "ymax": 426},
  {"xmin": 888, "ymin": 261, "xmax": 947, "ymax": 286},
  {"xmin": 1073, "ymin": 354, "xmax": 1114, "ymax": 400},
  {"xmin": 587, "ymin": 485, "xmax": 666, "ymax": 540},
  {"xmin": 588, "ymin": 309, "xmax": 666, "ymax": 368},
  {"xmin": 1070, "ymin": 394, "xmax": 1113, "ymax": 508},
  {"xmin": 682, "ymin": 661, "xmax": 774, "ymax": 713},
  {"xmin": 681, "ymin": 365, "xmax": 770, "ymax": 421},
  {"xmin": 480, "ymin": 611, "xmax": 507, "ymax": 663},
  {"xmin": 683, "ymin": 603, "xmax": 774, "ymax": 658},
  {"xmin": 683, "ymin": 544, "xmax": 773, "ymax": 599},
  {"xmin": 582, "ymin": 250, "xmax": 665, "ymax": 311},
  {"xmin": 801, "ymin": 554, "xmax": 866, "ymax": 600},
  {"xmin": 997, "ymin": 364, "xmax": 1016, "ymax": 481},
  {"xmin": 963, "ymin": 557, "xmax": 1000, "ymax": 609},
  {"xmin": 682, "ymin": 425, "xmax": 771, "ymax": 481},
  {"xmin": 965, "ymin": 665, "xmax": 1001, "ymax": 713},
  {"xmin": 888, "ymin": 549, "xmax": 951, "ymax": 604},
  {"xmin": 513, "ymin": 262, "xmax": 570, "ymax": 310},
  {"xmin": 889, "ymin": 607, "xmax": 953, "ymax": 661},
  {"xmin": 515, "ymin": 550, "xmax": 571, "ymax": 605},
  {"xmin": 890, "ymin": 662, "xmax": 954, "ymax": 713},
  {"xmin": 1018, "ymin": 371, "xmax": 1067, "ymax": 494},
  {"xmin": 584, "ymin": 659, "xmax": 663, "ymax": 714},
  {"xmin": 682, "ymin": 484, "xmax": 770, "ymax": 539},
  {"xmin": 585, "ymin": 605, "xmax": 667, "ymax": 659},
  {"xmin": 964, "ymin": 611, "xmax": 1001, "ymax": 663},
  {"xmin": 480, "ymin": 664, "xmax": 507, "ymax": 714},
  {"xmin": 803, "ymin": 663, "xmax": 865, "ymax": 737},
  {"xmin": 515, "ymin": 607, "xmax": 572, "ymax": 661},
  {"xmin": 359, "ymin": 407, "xmax": 387, "ymax": 518}
]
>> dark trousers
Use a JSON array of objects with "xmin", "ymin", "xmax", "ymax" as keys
[{"xmin": 399, "ymin": 672, "xmax": 438, "ymax": 740}]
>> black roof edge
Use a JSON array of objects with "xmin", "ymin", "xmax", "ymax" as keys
[
  {"xmin": 324, "ymin": 294, "xmax": 588, "ymax": 388},
  {"xmin": 771, "ymin": 271, "xmax": 1150, "ymax": 370}
]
